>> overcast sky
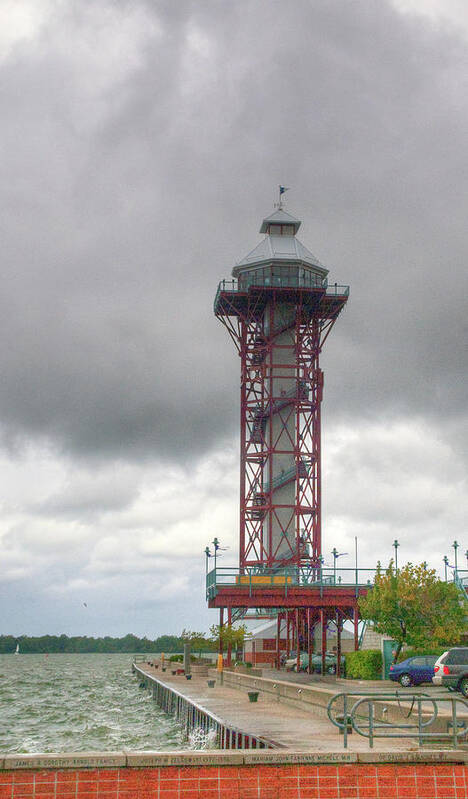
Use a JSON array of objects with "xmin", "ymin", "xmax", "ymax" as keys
[{"xmin": 0, "ymin": 0, "xmax": 467, "ymax": 639}]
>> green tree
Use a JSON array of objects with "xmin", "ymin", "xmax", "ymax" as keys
[
  {"xmin": 180, "ymin": 629, "xmax": 215, "ymax": 657},
  {"xmin": 359, "ymin": 561, "xmax": 466, "ymax": 662},
  {"xmin": 209, "ymin": 623, "xmax": 249, "ymax": 654}
]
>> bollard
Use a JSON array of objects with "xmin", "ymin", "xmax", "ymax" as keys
[{"xmin": 217, "ymin": 653, "xmax": 224, "ymax": 685}]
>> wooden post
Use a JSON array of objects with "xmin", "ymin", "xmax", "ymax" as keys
[
  {"xmin": 354, "ymin": 606, "xmax": 359, "ymax": 651},
  {"xmin": 227, "ymin": 607, "xmax": 232, "ymax": 667},
  {"xmin": 321, "ymin": 609, "xmax": 326, "ymax": 675}
]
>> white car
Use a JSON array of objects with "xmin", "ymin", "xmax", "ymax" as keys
[{"xmin": 432, "ymin": 651, "xmax": 449, "ymax": 686}]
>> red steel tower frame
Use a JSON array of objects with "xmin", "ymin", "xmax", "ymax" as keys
[
  {"xmin": 215, "ymin": 214, "xmax": 348, "ymax": 573},
  {"xmin": 209, "ymin": 206, "xmax": 367, "ymax": 673}
]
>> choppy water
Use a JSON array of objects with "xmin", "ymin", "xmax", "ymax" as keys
[{"xmin": 0, "ymin": 654, "xmax": 184, "ymax": 753}]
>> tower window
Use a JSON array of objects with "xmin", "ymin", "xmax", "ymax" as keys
[{"xmin": 268, "ymin": 224, "xmax": 295, "ymax": 236}]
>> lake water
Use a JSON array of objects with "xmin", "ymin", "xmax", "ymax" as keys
[{"xmin": 0, "ymin": 653, "xmax": 184, "ymax": 753}]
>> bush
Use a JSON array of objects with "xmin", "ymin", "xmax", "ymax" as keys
[
  {"xmin": 345, "ymin": 650, "xmax": 382, "ymax": 680},
  {"xmin": 396, "ymin": 647, "xmax": 446, "ymax": 663},
  {"xmin": 168, "ymin": 654, "xmax": 197, "ymax": 663}
]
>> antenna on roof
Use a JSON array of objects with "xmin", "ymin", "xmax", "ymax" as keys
[{"xmin": 275, "ymin": 185, "xmax": 290, "ymax": 209}]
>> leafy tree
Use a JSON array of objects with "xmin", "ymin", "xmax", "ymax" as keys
[
  {"xmin": 358, "ymin": 561, "xmax": 466, "ymax": 662},
  {"xmin": 180, "ymin": 629, "xmax": 215, "ymax": 657},
  {"xmin": 209, "ymin": 623, "xmax": 249, "ymax": 654}
]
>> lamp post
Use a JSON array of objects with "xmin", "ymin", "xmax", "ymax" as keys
[
  {"xmin": 443, "ymin": 555, "xmax": 449, "ymax": 582},
  {"xmin": 393, "ymin": 539, "xmax": 400, "ymax": 573},
  {"xmin": 212, "ymin": 537, "xmax": 220, "ymax": 571},
  {"xmin": 452, "ymin": 540, "xmax": 459, "ymax": 577},
  {"xmin": 332, "ymin": 547, "xmax": 338, "ymax": 585},
  {"xmin": 331, "ymin": 548, "xmax": 348, "ymax": 584},
  {"xmin": 205, "ymin": 546, "xmax": 211, "ymax": 574}
]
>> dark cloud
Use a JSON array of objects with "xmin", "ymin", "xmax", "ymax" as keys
[
  {"xmin": 0, "ymin": 0, "xmax": 466, "ymax": 466},
  {"xmin": 0, "ymin": 0, "xmax": 467, "ymax": 636}
]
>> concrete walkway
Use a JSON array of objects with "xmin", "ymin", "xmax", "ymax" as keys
[{"xmin": 138, "ymin": 663, "xmax": 425, "ymax": 752}]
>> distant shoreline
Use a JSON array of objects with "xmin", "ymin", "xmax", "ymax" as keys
[{"xmin": 0, "ymin": 633, "xmax": 214, "ymax": 655}]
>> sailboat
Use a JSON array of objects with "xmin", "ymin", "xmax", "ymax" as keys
[{"xmin": 14, "ymin": 644, "xmax": 19, "ymax": 655}]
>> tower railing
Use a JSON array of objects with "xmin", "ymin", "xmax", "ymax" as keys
[
  {"xmin": 214, "ymin": 276, "xmax": 349, "ymax": 311},
  {"xmin": 206, "ymin": 565, "xmax": 376, "ymax": 600}
]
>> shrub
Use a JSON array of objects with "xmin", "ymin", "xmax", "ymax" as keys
[
  {"xmin": 397, "ymin": 647, "xmax": 446, "ymax": 662},
  {"xmin": 168, "ymin": 653, "xmax": 197, "ymax": 663},
  {"xmin": 345, "ymin": 649, "xmax": 382, "ymax": 680}
]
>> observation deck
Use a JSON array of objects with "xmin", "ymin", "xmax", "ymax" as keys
[
  {"xmin": 214, "ymin": 270, "xmax": 349, "ymax": 319},
  {"xmin": 206, "ymin": 566, "xmax": 373, "ymax": 610}
]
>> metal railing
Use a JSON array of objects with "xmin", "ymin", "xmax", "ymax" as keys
[
  {"xmin": 263, "ymin": 461, "xmax": 311, "ymax": 493},
  {"xmin": 453, "ymin": 570, "xmax": 468, "ymax": 598},
  {"xmin": 133, "ymin": 662, "xmax": 277, "ymax": 749},
  {"xmin": 328, "ymin": 691, "xmax": 468, "ymax": 749},
  {"xmin": 206, "ymin": 565, "xmax": 376, "ymax": 600},
  {"xmin": 214, "ymin": 276, "xmax": 349, "ymax": 310}
]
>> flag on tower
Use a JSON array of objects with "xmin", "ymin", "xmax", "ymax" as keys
[{"xmin": 279, "ymin": 186, "xmax": 289, "ymax": 195}]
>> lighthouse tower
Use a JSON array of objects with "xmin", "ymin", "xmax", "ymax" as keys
[
  {"xmin": 214, "ymin": 203, "xmax": 348, "ymax": 573},
  {"xmin": 209, "ymin": 200, "xmax": 367, "ymax": 673}
]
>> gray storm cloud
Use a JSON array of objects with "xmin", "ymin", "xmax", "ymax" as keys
[
  {"xmin": 0, "ymin": 0, "xmax": 467, "ymax": 636},
  {"xmin": 0, "ymin": 0, "xmax": 466, "ymax": 464}
]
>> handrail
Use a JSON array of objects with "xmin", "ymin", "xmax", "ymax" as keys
[
  {"xmin": 206, "ymin": 565, "xmax": 376, "ymax": 600},
  {"xmin": 327, "ymin": 691, "xmax": 468, "ymax": 749},
  {"xmin": 214, "ymin": 276, "xmax": 350, "ymax": 311},
  {"xmin": 453, "ymin": 571, "xmax": 468, "ymax": 598}
]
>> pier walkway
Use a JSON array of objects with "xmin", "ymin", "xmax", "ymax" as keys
[{"xmin": 134, "ymin": 661, "xmax": 421, "ymax": 752}]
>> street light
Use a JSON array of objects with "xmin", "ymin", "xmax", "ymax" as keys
[
  {"xmin": 212, "ymin": 537, "xmax": 220, "ymax": 571},
  {"xmin": 465, "ymin": 550, "xmax": 468, "ymax": 569},
  {"xmin": 443, "ymin": 555, "xmax": 449, "ymax": 582},
  {"xmin": 331, "ymin": 547, "xmax": 348, "ymax": 585},
  {"xmin": 332, "ymin": 548, "xmax": 338, "ymax": 584},
  {"xmin": 452, "ymin": 540, "xmax": 459, "ymax": 576},
  {"xmin": 204, "ymin": 546, "xmax": 211, "ymax": 574},
  {"xmin": 393, "ymin": 539, "xmax": 400, "ymax": 573}
]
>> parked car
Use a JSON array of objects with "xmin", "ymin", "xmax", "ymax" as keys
[
  {"xmin": 389, "ymin": 655, "xmax": 439, "ymax": 687},
  {"xmin": 432, "ymin": 648, "xmax": 468, "ymax": 696},
  {"xmin": 284, "ymin": 651, "xmax": 345, "ymax": 675}
]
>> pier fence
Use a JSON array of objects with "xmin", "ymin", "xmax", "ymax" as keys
[{"xmin": 133, "ymin": 661, "xmax": 276, "ymax": 749}]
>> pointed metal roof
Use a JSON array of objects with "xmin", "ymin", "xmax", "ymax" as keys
[
  {"xmin": 233, "ymin": 208, "xmax": 328, "ymax": 276},
  {"xmin": 259, "ymin": 208, "xmax": 301, "ymax": 234}
]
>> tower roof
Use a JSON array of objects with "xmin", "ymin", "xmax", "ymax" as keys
[
  {"xmin": 233, "ymin": 207, "xmax": 328, "ymax": 277},
  {"xmin": 259, "ymin": 208, "xmax": 301, "ymax": 234}
]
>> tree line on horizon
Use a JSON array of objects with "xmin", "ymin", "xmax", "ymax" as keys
[{"xmin": 0, "ymin": 633, "xmax": 193, "ymax": 654}]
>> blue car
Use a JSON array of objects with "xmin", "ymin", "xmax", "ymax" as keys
[{"xmin": 389, "ymin": 655, "xmax": 439, "ymax": 687}]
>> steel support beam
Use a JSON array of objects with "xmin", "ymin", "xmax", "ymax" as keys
[{"xmin": 321, "ymin": 609, "xmax": 326, "ymax": 675}]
